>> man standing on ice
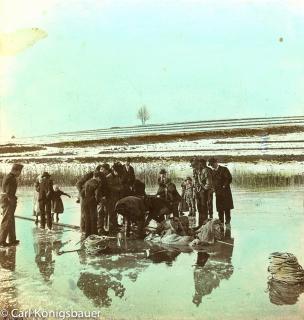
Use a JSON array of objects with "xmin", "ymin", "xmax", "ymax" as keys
[
  {"xmin": 208, "ymin": 158, "xmax": 234, "ymax": 229},
  {"xmin": 192, "ymin": 158, "xmax": 212, "ymax": 227},
  {"xmin": 76, "ymin": 164, "xmax": 102, "ymax": 233},
  {"xmin": 0, "ymin": 163, "xmax": 23, "ymax": 247}
]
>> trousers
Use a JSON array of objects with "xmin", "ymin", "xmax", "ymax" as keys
[
  {"xmin": 0, "ymin": 197, "xmax": 17, "ymax": 243},
  {"xmin": 39, "ymin": 200, "xmax": 52, "ymax": 229}
]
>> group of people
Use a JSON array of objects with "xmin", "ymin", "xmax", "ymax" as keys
[
  {"xmin": 76, "ymin": 158, "xmax": 138, "ymax": 238},
  {"xmin": 0, "ymin": 156, "xmax": 234, "ymax": 247},
  {"xmin": 33, "ymin": 172, "xmax": 71, "ymax": 230},
  {"xmin": 154, "ymin": 157, "xmax": 233, "ymax": 229}
]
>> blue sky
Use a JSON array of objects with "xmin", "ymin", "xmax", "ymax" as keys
[{"xmin": 0, "ymin": 0, "xmax": 304, "ymax": 137}]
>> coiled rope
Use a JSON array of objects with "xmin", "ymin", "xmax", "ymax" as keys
[
  {"xmin": 83, "ymin": 235, "xmax": 110, "ymax": 255},
  {"xmin": 268, "ymin": 252, "xmax": 304, "ymax": 284}
]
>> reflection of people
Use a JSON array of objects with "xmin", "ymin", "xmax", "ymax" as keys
[
  {"xmin": 0, "ymin": 247, "xmax": 18, "ymax": 312},
  {"xmin": 77, "ymin": 272, "xmax": 125, "ymax": 307},
  {"xmin": 0, "ymin": 163, "xmax": 24, "ymax": 247},
  {"xmin": 34, "ymin": 240, "xmax": 55, "ymax": 282},
  {"xmin": 192, "ymin": 245, "xmax": 234, "ymax": 306}
]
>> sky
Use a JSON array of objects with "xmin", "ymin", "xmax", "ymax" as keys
[{"xmin": 0, "ymin": 0, "xmax": 304, "ymax": 138}]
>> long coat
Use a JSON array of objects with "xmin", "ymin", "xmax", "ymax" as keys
[
  {"xmin": 212, "ymin": 166, "xmax": 234, "ymax": 211},
  {"xmin": 52, "ymin": 190, "xmax": 69, "ymax": 214}
]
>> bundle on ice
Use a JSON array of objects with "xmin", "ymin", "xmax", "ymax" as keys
[
  {"xmin": 190, "ymin": 219, "xmax": 223, "ymax": 247},
  {"xmin": 83, "ymin": 235, "xmax": 110, "ymax": 255},
  {"xmin": 268, "ymin": 252, "xmax": 304, "ymax": 284},
  {"xmin": 267, "ymin": 252, "xmax": 304, "ymax": 305},
  {"xmin": 145, "ymin": 216, "xmax": 194, "ymax": 245}
]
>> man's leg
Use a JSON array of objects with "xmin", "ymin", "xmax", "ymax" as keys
[
  {"xmin": 8, "ymin": 200, "xmax": 17, "ymax": 243},
  {"xmin": 0, "ymin": 201, "xmax": 12, "ymax": 243},
  {"xmin": 207, "ymin": 192, "xmax": 213, "ymax": 219},
  {"xmin": 90, "ymin": 203, "xmax": 98, "ymax": 236},
  {"xmin": 46, "ymin": 201, "xmax": 52, "ymax": 230},
  {"xmin": 198, "ymin": 191, "xmax": 208, "ymax": 226},
  {"xmin": 172, "ymin": 202, "xmax": 179, "ymax": 218},
  {"xmin": 39, "ymin": 201, "xmax": 46, "ymax": 229},
  {"xmin": 218, "ymin": 210, "xmax": 224, "ymax": 224},
  {"xmin": 84, "ymin": 199, "xmax": 91, "ymax": 238},
  {"xmin": 80, "ymin": 196, "xmax": 86, "ymax": 233},
  {"xmin": 225, "ymin": 210, "xmax": 231, "ymax": 225}
]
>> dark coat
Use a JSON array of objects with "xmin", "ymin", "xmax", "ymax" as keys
[
  {"xmin": 52, "ymin": 190, "xmax": 69, "ymax": 214},
  {"xmin": 115, "ymin": 196, "xmax": 145, "ymax": 223},
  {"xmin": 76, "ymin": 172, "xmax": 94, "ymax": 197},
  {"xmin": 122, "ymin": 165, "xmax": 135, "ymax": 187},
  {"xmin": 212, "ymin": 166, "xmax": 234, "ymax": 211},
  {"xmin": 35, "ymin": 178, "xmax": 54, "ymax": 202},
  {"xmin": 145, "ymin": 196, "xmax": 171, "ymax": 222},
  {"xmin": 156, "ymin": 181, "xmax": 181, "ymax": 204},
  {"xmin": 84, "ymin": 176, "xmax": 109, "ymax": 203}
]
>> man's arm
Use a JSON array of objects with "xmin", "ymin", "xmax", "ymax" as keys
[
  {"xmin": 222, "ymin": 167, "xmax": 232, "ymax": 187},
  {"xmin": 2, "ymin": 176, "xmax": 13, "ymax": 196},
  {"xmin": 203, "ymin": 169, "xmax": 213, "ymax": 191}
]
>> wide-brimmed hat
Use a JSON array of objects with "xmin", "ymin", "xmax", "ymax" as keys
[
  {"xmin": 159, "ymin": 169, "xmax": 167, "ymax": 174},
  {"xmin": 41, "ymin": 172, "xmax": 51, "ymax": 178},
  {"xmin": 100, "ymin": 163, "xmax": 110, "ymax": 171}
]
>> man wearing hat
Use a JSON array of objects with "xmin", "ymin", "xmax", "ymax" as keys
[
  {"xmin": 83, "ymin": 171, "xmax": 109, "ymax": 238},
  {"xmin": 156, "ymin": 169, "xmax": 168, "ymax": 199},
  {"xmin": 35, "ymin": 172, "xmax": 54, "ymax": 230},
  {"xmin": 0, "ymin": 163, "xmax": 23, "ymax": 247},
  {"xmin": 76, "ymin": 164, "xmax": 102, "ymax": 233},
  {"xmin": 122, "ymin": 157, "xmax": 135, "ymax": 195},
  {"xmin": 191, "ymin": 158, "xmax": 213, "ymax": 226},
  {"xmin": 208, "ymin": 158, "xmax": 234, "ymax": 229}
]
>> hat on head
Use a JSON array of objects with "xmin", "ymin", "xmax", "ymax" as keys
[
  {"xmin": 95, "ymin": 164, "xmax": 102, "ymax": 171},
  {"xmin": 159, "ymin": 169, "xmax": 167, "ymax": 174},
  {"xmin": 100, "ymin": 163, "xmax": 110, "ymax": 171},
  {"xmin": 41, "ymin": 172, "xmax": 51, "ymax": 178},
  {"xmin": 208, "ymin": 157, "xmax": 218, "ymax": 166},
  {"xmin": 186, "ymin": 176, "xmax": 192, "ymax": 181},
  {"xmin": 199, "ymin": 158, "xmax": 206, "ymax": 165},
  {"xmin": 190, "ymin": 157, "xmax": 199, "ymax": 167},
  {"xmin": 12, "ymin": 163, "xmax": 23, "ymax": 171},
  {"xmin": 126, "ymin": 157, "xmax": 131, "ymax": 162}
]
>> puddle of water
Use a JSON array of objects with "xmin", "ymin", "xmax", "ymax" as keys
[{"xmin": 0, "ymin": 187, "xmax": 304, "ymax": 319}]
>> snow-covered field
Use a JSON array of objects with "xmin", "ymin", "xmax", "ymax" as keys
[
  {"xmin": 1, "ymin": 131, "xmax": 303, "ymax": 162},
  {"xmin": 0, "ymin": 116, "xmax": 303, "ymax": 182}
]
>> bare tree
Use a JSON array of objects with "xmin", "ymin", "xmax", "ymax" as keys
[{"xmin": 137, "ymin": 105, "xmax": 150, "ymax": 125}]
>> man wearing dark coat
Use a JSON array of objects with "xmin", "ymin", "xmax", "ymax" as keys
[
  {"xmin": 156, "ymin": 169, "xmax": 181, "ymax": 218},
  {"xmin": 192, "ymin": 158, "xmax": 213, "ymax": 226},
  {"xmin": 208, "ymin": 158, "xmax": 234, "ymax": 228},
  {"xmin": 76, "ymin": 164, "xmax": 102, "ymax": 233},
  {"xmin": 115, "ymin": 196, "xmax": 146, "ymax": 238},
  {"xmin": 83, "ymin": 171, "xmax": 109, "ymax": 238},
  {"xmin": 122, "ymin": 157, "xmax": 135, "ymax": 195},
  {"xmin": 0, "ymin": 163, "xmax": 23, "ymax": 247},
  {"xmin": 35, "ymin": 172, "xmax": 54, "ymax": 230}
]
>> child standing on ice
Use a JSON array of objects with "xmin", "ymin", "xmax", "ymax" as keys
[
  {"xmin": 180, "ymin": 177, "xmax": 196, "ymax": 216},
  {"xmin": 51, "ymin": 185, "xmax": 71, "ymax": 222}
]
